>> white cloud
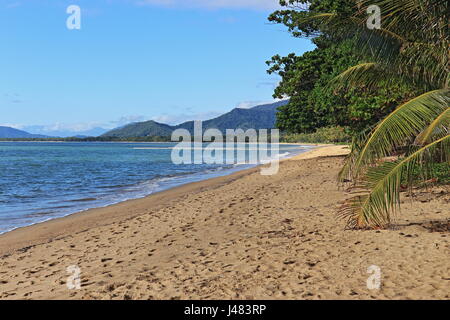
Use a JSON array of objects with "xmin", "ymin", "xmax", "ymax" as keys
[
  {"xmin": 0, "ymin": 123, "xmax": 25, "ymax": 129},
  {"xmin": 151, "ymin": 111, "xmax": 222, "ymax": 125},
  {"xmin": 136, "ymin": 0, "xmax": 282, "ymax": 10},
  {"xmin": 19, "ymin": 115, "xmax": 147, "ymax": 135},
  {"xmin": 109, "ymin": 115, "xmax": 147, "ymax": 127},
  {"xmin": 3, "ymin": 92, "xmax": 24, "ymax": 103},
  {"xmin": 33, "ymin": 122, "xmax": 105, "ymax": 132},
  {"xmin": 257, "ymin": 78, "xmax": 281, "ymax": 90},
  {"xmin": 235, "ymin": 98, "xmax": 286, "ymax": 109}
]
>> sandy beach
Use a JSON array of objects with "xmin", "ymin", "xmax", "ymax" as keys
[{"xmin": 0, "ymin": 145, "xmax": 448, "ymax": 300}]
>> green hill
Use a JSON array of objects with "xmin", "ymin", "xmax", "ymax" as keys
[
  {"xmin": 101, "ymin": 120, "xmax": 173, "ymax": 138},
  {"xmin": 0, "ymin": 126, "xmax": 49, "ymax": 139},
  {"xmin": 101, "ymin": 100, "xmax": 288, "ymax": 138}
]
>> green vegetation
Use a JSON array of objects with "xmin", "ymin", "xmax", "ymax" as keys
[
  {"xmin": 281, "ymin": 126, "xmax": 351, "ymax": 144},
  {"xmin": 402, "ymin": 162, "xmax": 450, "ymax": 186},
  {"xmin": 270, "ymin": 0, "xmax": 449, "ymax": 229},
  {"xmin": 102, "ymin": 120, "xmax": 174, "ymax": 138},
  {"xmin": 267, "ymin": 1, "xmax": 416, "ymax": 135}
]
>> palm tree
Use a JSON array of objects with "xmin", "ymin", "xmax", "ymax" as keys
[{"xmin": 301, "ymin": 0, "xmax": 449, "ymax": 228}]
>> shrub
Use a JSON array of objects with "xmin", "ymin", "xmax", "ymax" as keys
[{"xmin": 281, "ymin": 126, "xmax": 351, "ymax": 144}]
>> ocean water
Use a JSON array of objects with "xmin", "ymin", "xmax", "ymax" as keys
[{"xmin": 0, "ymin": 142, "xmax": 311, "ymax": 234}]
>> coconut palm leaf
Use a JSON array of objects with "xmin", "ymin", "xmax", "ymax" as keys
[
  {"xmin": 328, "ymin": 62, "xmax": 410, "ymax": 92},
  {"xmin": 357, "ymin": 0, "xmax": 449, "ymax": 87},
  {"xmin": 351, "ymin": 89, "xmax": 449, "ymax": 177},
  {"xmin": 416, "ymin": 108, "xmax": 450, "ymax": 144},
  {"xmin": 339, "ymin": 134, "xmax": 450, "ymax": 229},
  {"xmin": 374, "ymin": 0, "xmax": 449, "ymax": 41},
  {"xmin": 301, "ymin": 1, "xmax": 448, "ymax": 88},
  {"xmin": 301, "ymin": 11, "xmax": 406, "ymax": 44},
  {"xmin": 338, "ymin": 126, "xmax": 373, "ymax": 182},
  {"xmin": 330, "ymin": 62, "xmax": 379, "ymax": 90}
]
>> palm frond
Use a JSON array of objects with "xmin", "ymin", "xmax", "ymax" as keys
[
  {"xmin": 351, "ymin": 89, "xmax": 449, "ymax": 177},
  {"xmin": 339, "ymin": 134, "xmax": 450, "ymax": 229},
  {"xmin": 297, "ymin": 12, "xmax": 406, "ymax": 43},
  {"xmin": 416, "ymin": 108, "xmax": 450, "ymax": 144},
  {"xmin": 338, "ymin": 126, "xmax": 372, "ymax": 183},
  {"xmin": 358, "ymin": 0, "xmax": 449, "ymax": 87},
  {"xmin": 374, "ymin": 0, "xmax": 450, "ymax": 43},
  {"xmin": 303, "ymin": 2, "xmax": 449, "ymax": 88},
  {"xmin": 329, "ymin": 62, "xmax": 391, "ymax": 91}
]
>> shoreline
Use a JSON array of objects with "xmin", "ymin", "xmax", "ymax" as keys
[
  {"xmin": 1, "ymin": 144, "xmax": 447, "ymax": 300},
  {"xmin": 0, "ymin": 145, "xmax": 341, "ymax": 256},
  {"xmin": 0, "ymin": 161, "xmax": 261, "ymax": 256},
  {"xmin": 0, "ymin": 140, "xmax": 346, "ymax": 145},
  {"xmin": 0, "ymin": 143, "xmax": 311, "ymax": 240}
]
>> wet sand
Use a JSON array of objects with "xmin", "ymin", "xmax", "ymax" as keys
[{"xmin": 0, "ymin": 145, "xmax": 448, "ymax": 299}]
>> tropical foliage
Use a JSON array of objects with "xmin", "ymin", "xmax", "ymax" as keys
[
  {"xmin": 267, "ymin": 1, "xmax": 416, "ymax": 135},
  {"xmin": 281, "ymin": 126, "xmax": 351, "ymax": 144},
  {"xmin": 270, "ymin": 0, "xmax": 449, "ymax": 228}
]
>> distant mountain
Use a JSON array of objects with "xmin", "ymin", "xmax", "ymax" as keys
[
  {"xmin": 176, "ymin": 100, "xmax": 287, "ymax": 133},
  {"xmin": 22, "ymin": 126, "xmax": 109, "ymax": 138},
  {"xmin": 101, "ymin": 100, "xmax": 289, "ymax": 138},
  {"xmin": 0, "ymin": 126, "xmax": 50, "ymax": 139},
  {"xmin": 102, "ymin": 120, "xmax": 174, "ymax": 138}
]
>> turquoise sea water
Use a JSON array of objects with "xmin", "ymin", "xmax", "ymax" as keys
[{"xmin": 0, "ymin": 142, "xmax": 310, "ymax": 234}]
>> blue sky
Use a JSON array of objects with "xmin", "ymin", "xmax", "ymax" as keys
[{"xmin": 1, "ymin": 0, "xmax": 314, "ymax": 135}]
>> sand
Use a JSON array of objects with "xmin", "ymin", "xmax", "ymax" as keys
[{"xmin": 0, "ymin": 145, "xmax": 448, "ymax": 299}]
